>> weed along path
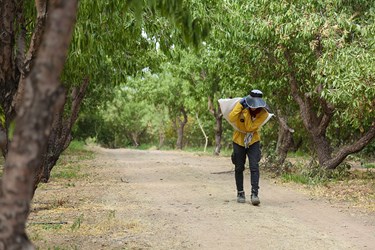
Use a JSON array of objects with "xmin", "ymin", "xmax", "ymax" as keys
[{"xmin": 29, "ymin": 147, "xmax": 375, "ymax": 249}]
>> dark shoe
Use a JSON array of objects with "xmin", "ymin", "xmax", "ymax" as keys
[
  {"xmin": 237, "ymin": 191, "xmax": 246, "ymax": 203},
  {"xmin": 251, "ymin": 194, "xmax": 260, "ymax": 206}
]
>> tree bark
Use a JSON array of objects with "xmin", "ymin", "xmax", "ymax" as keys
[
  {"xmin": 0, "ymin": 0, "xmax": 78, "ymax": 248},
  {"xmin": 0, "ymin": 126, "xmax": 6, "ymax": 157},
  {"xmin": 275, "ymin": 109, "xmax": 295, "ymax": 165},
  {"xmin": 208, "ymin": 96, "xmax": 223, "ymax": 155},
  {"xmin": 0, "ymin": 0, "xmax": 19, "ymax": 152},
  {"xmin": 13, "ymin": 0, "xmax": 48, "ymax": 116},
  {"xmin": 158, "ymin": 130, "xmax": 165, "ymax": 149},
  {"xmin": 176, "ymin": 107, "xmax": 188, "ymax": 150},
  {"xmin": 39, "ymin": 78, "xmax": 90, "ymax": 187}
]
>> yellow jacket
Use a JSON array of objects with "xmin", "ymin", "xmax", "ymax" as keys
[{"xmin": 228, "ymin": 102, "xmax": 268, "ymax": 147}]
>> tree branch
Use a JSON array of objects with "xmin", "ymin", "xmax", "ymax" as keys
[
  {"xmin": 63, "ymin": 77, "xmax": 90, "ymax": 149},
  {"xmin": 323, "ymin": 123, "xmax": 375, "ymax": 169},
  {"xmin": 283, "ymin": 49, "xmax": 314, "ymax": 130},
  {"xmin": 315, "ymin": 84, "xmax": 335, "ymax": 135},
  {"xmin": 24, "ymin": 0, "xmax": 48, "ymax": 72}
]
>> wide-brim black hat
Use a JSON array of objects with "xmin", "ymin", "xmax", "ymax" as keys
[{"xmin": 244, "ymin": 89, "xmax": 267, "ymax": 108}]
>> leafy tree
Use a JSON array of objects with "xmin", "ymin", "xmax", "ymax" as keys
[
  {"xmin": 126, "ymin": 67, "xmax": 193, "ymax": 149},
  {"xmin": 235, "ymin": 0, "xmax": 375, "ymax": 169},
  {"xmin": 0, "ymin": 0, "xmax": 78, "ymax": 247},
  {"xmin": 101, "ymin": 86, "xmax": 158, "ymax": 147}
]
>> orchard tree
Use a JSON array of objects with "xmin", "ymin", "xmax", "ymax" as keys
[
  {"xmin": 101, "ymin": 86, "xmax": 160, "ymax": 147},
  {"xmin": 0, "ymin": 0, "xmax": 79, "ymax": 247},
  {"xmin": 0, "ymin": 0, "xmax": 89, "ymax": 194},
  {"xmin": 239, "ymin": 0, "xmax": 375, "ymax": 169},
  {"xmin": 128, "ymin": 67, "xmax": 194, "ymax": 150}
]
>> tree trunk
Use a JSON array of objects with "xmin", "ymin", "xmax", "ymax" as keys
[
  {"xmin": 158, "ymin": 130, "xmax": 165, "ymax": 149},
  {"xmin": 0, "ymin": 1, "xmax": 78, "ymax": 248},
  {"xmin": 208, "ymin": 96, "xmax": 223, "ymax": 155},
  {"xmin": 39, "ymin": 79, "xmax": 89, "ymax": 188},
  {"xmin": 0, "ymin": 127, "xmax": 6, "ymax": 157},
  {"xmin": 131, "ymin": 132, "xmax": 140, "ymax": 147},
  {"xmin": 275, "ymin": 109, "xmax": 295, "ymax": 165},
  {"xmin": 176, "ymin": 107, "xmax": 188, "ymax": 150},
  {"xmin": 0, "ymin": 0, "xmax": 19, "ymax": 156}
]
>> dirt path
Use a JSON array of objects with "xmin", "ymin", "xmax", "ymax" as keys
[{"xmin": 30, "ymin": 147, "xmax": 375, "ymax": 249}]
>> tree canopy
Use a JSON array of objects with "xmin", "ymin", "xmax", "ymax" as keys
[{"xmin": 83, "ymin": 0, "xmax": 374, "ymax": 169}]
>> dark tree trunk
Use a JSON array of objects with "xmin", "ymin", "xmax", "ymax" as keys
[
  {"xmin": 0, "ymin": 127, "xmax": 6, "ymax": 157},
  {"xmin": 39, "ymin": 78, "xmax": 89, "ymax": 188},
  {"xmin": 208, "ymin": 96, "xmax": 223, "ymax": 155},
  {"xmin": 0, "ymin": 0, "xmax": 19, "ymax": 156},
  {"xmin": 275, "ymin": 109, "xmax": 295, "ymax": 165},
  {"xmin": 0, "ymin": 1, "xmax": 78, "ymax": 248},
  {"xmin": 176, "ymin": 107, "xmax": 188, "ymax": 150}
]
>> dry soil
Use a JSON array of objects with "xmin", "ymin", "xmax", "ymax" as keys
[{"xmin": 28, "ymin": 147, "xmax": 375, "ymax": 250}]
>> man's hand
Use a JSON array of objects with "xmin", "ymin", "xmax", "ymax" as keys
[{"xmin": 239, "ymin": 96, "xmax": 249, "ymax": 109}]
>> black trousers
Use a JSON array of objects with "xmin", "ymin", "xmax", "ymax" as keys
[{"xmin": 232, "ymin": 141, "xmax": 261, "ymax": 195}]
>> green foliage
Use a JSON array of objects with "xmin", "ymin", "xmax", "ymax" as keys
[
  {"xmin": 63, "ymin": 0, "xmax": 210, "ymax": 119},
  {"xmin": 68, "ymin": 0, "xmax": 374, "ymax": 161},
  {"xmin": 63, "ymin": 140, "xmax": 94, "ymax": 161},
  {"xmin": 73, "ymin": 114, "xmax": 115, "ymax": 147},
  {"xmin": 126, "ymin": 0, "xmax": 210, "ymax": 47},
  {"xmin": 66, "ymin": 140, "xmax": 86, "ymax": 152},
  {"xmin": 363, "ymin": 163, "xmax": 375, "ymax": 169},
  {"xmin": 281, "ymin": 173, "xmax": 310, "ymax": 185}
]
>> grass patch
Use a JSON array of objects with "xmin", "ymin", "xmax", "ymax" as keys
[
  {"xmin": 281, "ymin": 173, "xmax": 310, "ymax": 184},
  {"xmin": 363, "ymin": 163, "xmax": 375, "ymax": 169},
  {"xmin": 63, "ymin": 140, "xmax": 95, "ymax": 161},
  {"xmin": 51, "ymin": 140, "xmax": 94, "ymax": 180},
  {"xmin": 287, "ymin": 150, "xmax": 309, "ymax": 158},
  {"xmin": 51, "ymin": 164, "xmax": 80, "ymax": 179},
  {"xmin": 41, "ymin": 223, "xmax": 63, "ymax": 231}
]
